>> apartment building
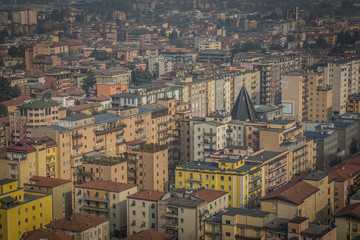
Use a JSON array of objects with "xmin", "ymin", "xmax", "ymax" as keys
[
  {"xmin": 261, "ymin": 172, "xmax": 335, "ymax": 224},
  {"xmin": 124, "ymin": 230, "xmax": 176, "ymax": 240},
  {"xmin": 95, "ymin": 67, "xmax": 131, "ymax": 86},
  {"xmin": 9, "ymin": 100, "xmax": 60, "ymax": 142},
  {"xmin": 25, "ymin": 42, "xmax": 50, "ymax": 70},
  {"xmin": 175, "ymin": 157, "xmax": 262, "ymax": 208},
  {"xmin": 282, "ymin": 72, "xmax": 332, "ymax": 123},
  {"xmin": 0, "ymin": 136, "xmax": 57, "ymax": 186},
  {"xmin": 24, "ymin": 176, "xmax": 72, "ymax": 220},
  {"xmin": 21, "ymin": 229, "xmax": 72, "ymax": 240},
  {"xmin": 324, "ymin": 57, "xmax": 360, "ymax": 115},
  {"xmin": 347, "ymin": 93, "xmax": 360, "ymax": 113},
  {"xmin": 74, "ymin": 180, "xmax": 137, "ymax": 235},
  {"xmin": 194, "ymin": 38, "xmax": 222, "ymax": 51},
  {"xmin": 0, "ymin": 179, "xmax": 52, "ymax": 240},
  {"xmin": 254, "ymin": 56, "xmax": 300, "ymax": 105},
  {"xmin": 95, "ymin": 82, "xmax": 128, "ymax": 98},
  {"xmin": 12, "ymin": 9, "xmax": 37, "ymax": 25},
  {"xmin": 254, "ymin": 104, "xmax": 283, "ymax": 122},
  {"xmin": 46, "ymin": 213, "xmax": 110, "ymax": 240},
  {"xmin": 134, "ymin": 56, "xmax": 174, "ymax": 77},
  {"xmin": 127, "ymin": 190, "xmax": 166, "ymax": 235},
  {"xmin": 127, "ymin": 145, "xmax": 168, "ymax": 192},
  {"xmin": 160, "ymin": 48, "xmax": 196, "ymax": 63},
  {"xmin": 335, "ymin": 203, "xmax": 360, "ymax": 240},
  {"xmin": 175, "ymin": 77, "xmax": 215, "ymax": 117},
  {"xmin": 80, "ymin": 154, "xmax": 127, "ymax": 184}
]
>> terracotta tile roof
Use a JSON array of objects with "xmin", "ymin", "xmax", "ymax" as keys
[
  {"xmin": 261, "ymin": 180, "xmax": 319, "ymax": 205},
  {"xmin": 328, "ymin": 164, "xmax": 360, "ymax": 182},
  {"xmin": 20, "ymin": 228, "xmax": 72, "ymax": 240},
  {"xmin": 0, "ymin": 96, "xmax": 32, "ymax": 107},
  {"xmin": 46, "ymin": 213, "xmax": 109, "ymax": 232},
  {"xmin": 123, "ymin": 230, "xmax": 176, "ymax": 240},
  {"xmin": 128, "ymin": 190, "xmax": 165, "ymax": 201},
  {"xmin": 29, "ymin": 136, "xmax": 57, "ymax": 148},
  {"xmin": 70, "ymin": 102, "xmax": 101, "ymax": 112},
  {"xmin": 26, "ymin": 176, "xmax": 71, "ymax": 188},
  {"xmin": 75, "ymin": 180, "xmax": 136, "ymax": 192},
  {"xmin": 344, "ymin": 154, "xmax": 360, "ymax": 165},
  {"xmin": 89, "ymin": 95, "xmax": 110, "ymax": 101},
  {"xmin": 335, "ymin": 202, "xmax": 360, "ymax": 219},
  {"xmin": 191, "ymin": 189, "xmax": 228, "ymax": 203},
  {"xmin": 7, "ymin": 142, "xmax": 36, "ymax": 154}
]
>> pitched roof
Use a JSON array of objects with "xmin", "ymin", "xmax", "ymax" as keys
[
  {"xmin": 7, "ymin": 142, "xmax": 36, "ymax": 154},
  {"xmin": 191, "ymin": 189, "xmax": 228, "ymax": 203},
  {"xmin": 26, "ymin": 176, "xmax": 71, "ymax": 188},
  {"xmin": 328, "ymin": 164, "xmax": 360, "ymax": 182},
  {"xmin": 261, "ymin": 180, "xmax": 319, "ymax": 205},
  {"xmin": 231, "ymin": 86, "xmax": 258, "ymax": 122},
  {"xmin": 0, "ymin": 96, "xmax": 32, "ymax": 107},
  {"xmin": 20, "ymin": 228, "xmax": 72, "ymax": 240},
  {"xmin": 335, "ymin": 202, "xmax": 360, "ymax": 220},
  {"xmin": 46, "ymin": 213, "xmax": 109, "ymax": 232},
  {"xmin": 69, "ymin": 102, "xmax": 101, "ymax": 112},
  {"xmin": 123, "ymin": 230, "xmax": 176, "ymax": 240},
  {"xmin": 75, "ymin": 180, "xmax": 136, "ymax": 192},
  {"xmin": 128, "ymin": 190, "xmax": 165, "ymax": 201}
]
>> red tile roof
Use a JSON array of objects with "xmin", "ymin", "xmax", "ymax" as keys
[
  {"xmin": 20, "ymin": 228, "xmax": 72, "ymax": 240},
  {"xmin": 128, "ymin": 190, "xmax": 165, "ymax": 201},
  {"xmin": 7, "ymin": 143, "xmax": 36, "ymax": 154},
  {"xmin": 261, "ymin": 180, "xmax": 319, "ymax": 205},
  {"xmin": 344, "ymin": 154, "xmax": 360, "ymax": 166},
  {"xmin": 89, "ymin": 95, "xmax": 110, "ymax": 101},
  {"xmin": 29, "ymin": 136, "xmax": 57, "ymax": 148},
  {"xmin": 69, "ymin": 102, "xmax": 101, "ymax": 112},
  {"xmin": 0, "ymin": 96, "xmax": 32, "ymax": 107},
  {"xmin": 328, "ymin": 164, "xmax": 360, "ymax": 182},
  {"xmin": 46, "ymin": 213, "xmax": 109, "ymax": 232},
  {"xmin": 123, "ymin": 230, "xmax": 176, "ymax": 240},
  {"xmin": 75, "ymin": 180, "xmax": 136, "ymax": 192},
  {"xmin": 26, "ymin": 176, "xmax": 71, "ymax": 188},
  {"xmin": 335, "ymin": 202, "xmax": 360, "ymax": 219},
  {"xmin": 191, "ymin": 189, "xmax": 228, "ymax": 203}
]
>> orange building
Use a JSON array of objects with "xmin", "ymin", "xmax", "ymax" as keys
[{"xmin": 94, "ymin": 82, "xmax": 129, "ymax": 97}]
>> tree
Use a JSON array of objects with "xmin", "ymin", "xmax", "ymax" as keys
[
  {"xmin": 66, "ymin": 109, "xmax": 72, "ymax": 117},
  {"xmin": 131, "ymin": 69, "xmax": 153, "ymax": 85},
  {"xmin": 8, "ymin": 45, "xmax": 25, "ymax": 58},
  {"xmin": 43, "ymin": 91, "xmax": 52, "ymax": 100},
  {"xmin": 350, "ymin": 138, "xmax": 358, "ymax": 155},
  {"xmin": 90, "ymin": 50, "xmax": 110, "ymax": 61},
  {"xmin": 74, "ymin": 99, "xmax": 81, "ymax": 106},
  {"xmin": 51, "ymin": 9, "xmax": 65, "ymax": 22},
  {"xmin": 0, "ymin": 104, "xmax": 8, "ymax": 117},
  {"xmin": 82, "ymin": 70, "xmax": 96, "ymax": 92},
  {"xmin": 0, "ymin": 30, "xmax": 8, "ymax": 44},
  {"xmin": 0, "ymin": 78, "xmax": 22, "ymax": 102}
]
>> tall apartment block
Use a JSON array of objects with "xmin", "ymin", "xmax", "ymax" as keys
[{"xmin": 324, "ymin": 57, "xmax": 360, "ymax": 115}]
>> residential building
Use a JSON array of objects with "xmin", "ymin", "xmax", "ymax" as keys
[
  {"xmin": 127, "ymin": 145, "xmax": 168, "ymax": 192},
  {"xmin": 194, "ymin": 38, "xmax": 222, "ymax": 51},
  {"xmin": 160, "ymin": 48, "xmax": 196, "ymax": 63},
  {"xmin": 0, "ymin": 136, "xmax": 58, "ymax": 186},
  {"xmin": 197, "ymin": 50, "xmax": 232, "ymax": 64},
  {"xmin": 25, "ymin": 42, "xmax": 50, "ymax": 70},
  {"xmin": 12, "ymin": 9, "xmax": 37, "ymax": 25},
  {"xmin": 95, "ymin": 67, "xmax": 131, "ymax": 86},
  {"xmin": 46, "ymin": 213, "xmax": 110, "ymax": 240},
  {"xmin": 24, "ymin": 176, "xmax": 73, "ymax": 220},
  {"xmin": 347, "ymin": 93, "xmax": 360, "ymax": 113},
  {"xmin": 324, "ymin": 57, "xmax": 360, "ymax": 115},
  {"xmin": 335, "ymin": 203, "xmax": 360, "ymax": 240},
  {"xmin": 74, "ymin": 180, "xmax": 137, "ymax": 235},
  {"xmin": 32, "ymin": 54, "xmax": 61, "ymax": 72},
  {"xmin": 0, "ymin": 179, "xmax": 52, "ymax": 240},
  {"xmin": 261, "ymin": 172, "xmax": 335, "ymax": 224},
  {"xmin": 287, "ymin": 217, "xmax": 337, "ymax": 240},
  {"xmin": 254, "ymin": 104, "xmax": 283, "ymax": 122},
  {"xmin": 9, "ymin": 100, "xmax": 60, "ymax": 142},
  {"xmin": 127, "ymin": 190, "xmax": 166, "ymax": 235},
  {"xmin": 95, "ymin": 82, "xmax": 128, "ymax": 98},
  {"xmin": 134, "ymin": 56, "xmax": 174, "ymax": 77},
  {"xmin": 69, "ymin": 102, "xmax": 102, "ymax": 115}
]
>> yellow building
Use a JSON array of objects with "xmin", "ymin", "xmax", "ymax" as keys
[
  {"xmin": 0, "ymin": 136, "xmax": 58, "ymax": 187},
  {"xmin": 347, "ymin": 94, "xmax": 360, "ymax": 113},
  {"xmin": 0, "ymin": 179, "xmax": 52, "ymax": 240},
  {"xmin": 261, "ymin": 172, "xmax": 335, "ymax": 224},
  {"xmin": 175, "ymin": 157, "xmax": 262, "ymax": 208},
  {"xmin": 335, "ymin": 203, "xmax": 360, "ymax": 240}
]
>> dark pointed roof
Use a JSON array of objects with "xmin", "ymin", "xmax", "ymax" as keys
[{"xmin": 231, "ymin": 86, "xmax": 258, "ymax": 122}]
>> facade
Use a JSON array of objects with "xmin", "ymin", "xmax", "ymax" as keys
[
  {"xmin": 95, "ymin": 82, "xmax": 128, "ymax": 98},
  {"xmin": 347, "ymin": 93, "xmax": 360, "ymax": 113},
  {"xmin": 74, "ymin": 180, "xmax": 137, "ymax": 235},
  {"xmin": 194, "ymin": 38, "xmax": 221, "ymax": 51},
  {"xmin": 335, "ymin": 203, "xmax": 360, "ymax": 240},
  {"xmin": 160, "ymin": 48, "xmax": 196, "ymax": 63},
  {"xmin": 0, "ymin": 179, "xmax": 52, "ymax": 240},
  {"xmin": 254, "ymin": 104, "xmax": 283, "ymax": 122},
  {"xmin": 21, "ymin": 228, "xmax": 72, "ymax": 240},
  {"xmin": 12, "ymin": 9, "xmax": 37, "ymax": 25},
  {"xmin": 0, "ymin": 136, "xmax": 58, "ymax": 186},
  {"xmin": 95, "ymin": 67, "xmax": 131, "ymax": 86},
  {"xmin": 24, "ymin": 176, "xmax": 73, "ymax": 220},
  {"xmin": 46, "ymin": 213, "xmax": 110, "ymax": 240},
  {"xmin": 127, "ymin": 190, "xmax": 166, "ymax": 235},
  {"xmin": 324, "ymin": 57, "xmax": 360, "ymax": 115}
]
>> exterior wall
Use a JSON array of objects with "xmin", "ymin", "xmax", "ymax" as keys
[
  {"xmin": 81, "ymin": 162, "xmax": 127, "ymax": 183},
  {"xmin": 335, "ymin": 216, "xmax": 360, "ymax": 240},
  {"xmin": 282, "ymin": 74, "xmax": 303, "ymax": 121},
  {"xmin": 63, "ymin": 221, "xmax": 110, "ymax": 240}
]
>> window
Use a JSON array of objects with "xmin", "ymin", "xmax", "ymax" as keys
[
  {"xmin": 142, "ymin": 202, "xmax": 145, "ymax": 207},
  {"xmin": 132, "ymin": 210, "xmax": 136, "ymax": 216},
  {"xmin": 353, "ymin": 224, "xmax": 358, "ymax": 233},
  {"xmin": 152, "ymin": 213, "xmax": 155, "ymax": 218},
  {"xmin": 142, "ymin": 212, "xmax": 145, "ymax": 217},
  {"xmin": 226, "ymin": 232, "xmax": 231, "ymax": 237},
  {"xmin": 181, "ymin": 218, "xmax": 184, "ymax": 223},
  {"xmin": 113, "ymin": 194, "xmax": 116, "ymax": 199},
  {"xmin": 226, "ymin": 220, "xmax": 230, "ymax": 224},
  {"xmin": 292, "ymin": 229, "xmax": 296, "ymax": 233},
  {"xmin": 151, "ymin": 223, "xmax": 155, "ymax": 229},
  {"xmin": 220, "ymin": 176, "xmax": 224, "ymax": 181}
]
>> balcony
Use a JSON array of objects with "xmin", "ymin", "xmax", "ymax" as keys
[
  {"xmin": 96, "ymin": 137, "xmax": 104, "ymax": 143},
  {"xmin": 116, "ymin": 130, "xmax": 124, "ymax": 138},
  {"xmin": 83, "ymin": 195, "xmax": 109, "ymax": 202},
  {"xmin": 73, "ymin": 143, "xmax": 83, "ymax": 150},
  {"xmin": 72, "ymin": 133, "xmax": 83, "ymax": 140},
  {"xmin": 249, "ymin": 185, "xmax": 261, "ymax": 193},
  {"xmin": 204, "ymin": 139, "xmax": 216, "ymax": 144},
  {"xmin": 204, "ymin": 132, "xmax": 216, "ymax": 136},
  {"xmin": 269, "ymin": 171, "xmax": 286, "ymax": 182},
  {"xmin": 47, "ymin": 162, "xmax": 55, "ymax": 168},
  {"xmin": 249, "ymin": 175, "xmax": 261, "ymax": 183},
  {"xmin": 165, "ymin": 211, "xmax": 179, "ymax": 218},
  {"xmin": 226, "ymin": 129, "xmax": 233, "ymax": 133},
  {"xmin": 268, "ymin": 162, "xmax": 287, "ymax": 173},
  {"xmin": 71, "ymin": 152, "xmax": 83, "ymax": 158},
  {"xmin": 135, "ymin": 119, "xmax": 144, "ymax": 124},
  {"xmin": 204, "ymin": 148, "xmax": 215, "ymax": 152},
  {"xmin": 164, "ymin": 222, "xmax": 178, "ymax": 229},
  {"xmin": 82, "ymin": 205, "xmax": 108, "ymax": 212},
  {"xmin": 249, "ymin": 192, "xmax": 262, "ymax": 200},
  {"xmin": 187, "ymin": 178, "xmax": 202, "ymax": 183},
  {"xmin": 158, "ymin": 120, "xmax": 169, "ymax": 126},
  {"xmin": 95, "ymin": 124, "xmax": 126, "ymax": 135},
  {"xmin": 95, "ymin": 146, "xmax": 105, "ymax": 151}
]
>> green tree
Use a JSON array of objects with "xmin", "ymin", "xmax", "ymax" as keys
[
  {"xmin": 8, "ymin": 45, "xmax": 25, "ymax": 58},
  {"xmin": 90, "ymin": 50, "xmax": 110, "ymax": 61},
  {"xmin": 74, "ymin": 99, "xmax": 81, "ymax": 105},
  {"xmin": 0, "ymin": 30, "xmax": 8, "ymax": 44},
  {"xmin": 0, "ymin": 78, "xmax": 22, "ymax": 102},
  {"xmin": 82, "ymin": 70, "xmax": 96, "ymax": 92},
  {"xmin": 66, "ymin": 109, "xmax": 72, "ymax": 117},
  {"xmin": 43, "ymin": 91, "xmax": 52, "ymax": 100},
  {"xmin": 131, "ymin": 69, "xmax": 153, "ymax": 85},
  {"xmin": 0, "ymin": 104, "xmax": 8, "ymax": 117},
  {"xmin": 350, "ymin": 138, "xmax": 358, "ymax": 155}
]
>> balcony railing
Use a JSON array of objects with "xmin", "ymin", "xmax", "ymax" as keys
[
  {"xmin": 83, "ymin": 195, "xmax": 109, "ymax": 202},
  {"xmin": 268, "ymin": 162, "xmax": 287, "ymax": 173},
  {"xmin": 187, "ymin": 178, "xmax": 202, "ymax": 183},
  {"xmin": 82, "ymin": 205, "xmax": 108, "ymax": 212},
  {"xmin": 204, "ymin": 139, "xmax": 216, "ymax": 144},
  {"xmin": 165, "ymin": 211, "xmax": 179, "ymax": 218},
  {"xmin": 164, "ymin": 222, "xmax": 178, "ymax": 228},
  {"xmin": 72, "ymin": 133, "xmax": 83, "ymax": 139},
  {"xmin": 204, "ymin": 132, "xmax": 216, "ymax": 136},
  {"xmin": 204, "ymin": 148, "xmax": 215, "ymax": 152},
  {"xmin": 269, "ymin": 171, "xmax": 286, "ymax": 182},
  {"xmin": 249, "ymin": 175, "xmax": 261, "ymax": 183},
  {"xmin": 95, "ymin": 124, "xmax": 126, "ymax": 135},
  {"xmin": 249, "ymin": 185, "xmax": 261, "ymax": 193},
  {"xmin": 73, "ymin": 143, "xmax": 83, "ymax": 149}
]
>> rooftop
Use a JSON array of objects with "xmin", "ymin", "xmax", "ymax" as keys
[
  {"xmin": 20, "ymin": 228, "xmax": 72, "ymax": 240},
  {"xmin": 128, "ymin": 190, "xmax": 166, "ymax": 201},
  {"xmin": 25, "ymin": 176, "xmax": 71, "ymax": 188},
  {"xmin": 303, "ymin": 172, "xmax": 327, "ymax": 181},
  {"xmin": 224, "ymin": 207, "xmax": 272, "ymax": 218},
  {"xmin": 0, "ymin": 178, "xmax": 17, "ymax": 185},
  {"xmin": 191, "ymin": 189, "xmax": 228, "ymax": 203},
  {"xmin": 75, "ymin": 180, "xmax": 135, "ymax": 192},
  {"xmin": 19, "ymin": 100, "xmax": 59, "ymax": 109},
  {"xmin": 123, "ymin": 230, "xmax": 176, "ymax": 240}
]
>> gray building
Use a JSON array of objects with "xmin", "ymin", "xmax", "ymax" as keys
[
  {"xmin": 304, "ymin": 131, "xmax": 338, "ymax": 170},
  {"xmin": 254, "ymin": 105, "xmax": 283, "ymax": 122}
]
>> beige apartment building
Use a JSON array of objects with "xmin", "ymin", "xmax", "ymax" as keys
[
  {"xmin": 46, "ymin": 213, "xmax": 110, "ymax": 240},
  {"xmin": 335, "ymin": 203, "xmax": 360, "ymax": 240},
  {"xmin": 127, "ymin": 145, "xmax": 168, "ymax": 192},
  {"xmin": 95, "ymin": 67, "xmax": 131, "ymax": 85},
  {"xmin": 74, "ymin": 180, "xmax": 137, "ymax": 235},
  {"xmin": 0, "ymin": 136, "xmax": 58, "ymax": 186},
  {"xmin": 325, "ymin": 57, "xmax": 360, "ymax": 115},
  {"xmin": 24, "ymin": 176, "xmax": 73, "ymax": 220},
  {"xmin": 194, "ymin": 38, "xmax": 222, "ymax": 51},
  {"xmin": 282, "ymin": 72, "xmax": 332, "ymax": 123},
  {"xmin": 25, "ymin": 42, "xmax": 50, "ymax": 70},
  {"xmin": 12, "ymin": 9, "xmax": 37, "ymax": 25},
  {"xmin": 127, "ymin": 190, "xmax": 166, "ymax": 235}
]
